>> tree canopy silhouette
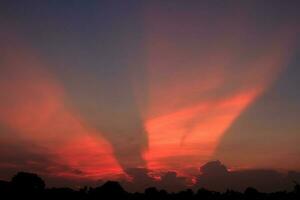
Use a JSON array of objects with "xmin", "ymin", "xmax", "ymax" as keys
[
  {"xmin": 0, "ymin": 170, "xmax": 300, "ymax": 200},
  {"xmin": 11, "ymin": 172, "xmax": 45, "ymax": 192}
]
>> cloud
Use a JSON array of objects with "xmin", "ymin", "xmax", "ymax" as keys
[
  {"xmin": 114, "ymin": 162, "xmax": 300, "ymax": 192},
  {"xmin": 139, "ymin": 1, "xmax": 298, "ymax": 174},
  {"xmin": 0, "ymin": 1, "xmax": 299, "ymax": 185},
  {"xmin": 195, "ymin": 161, "xmax": 295, "ymax": 192},
  {"xmin": 0, "ymin": 32, "xmax": 122, "ymax": 182},
  {"xmin": 122, "ymin": 168, "xmax": 156, "ymax": 192},
  {"xmin": 121, "ymin": 168, "xmax": 188, "ymax": 192},
  {"xmin": 159, "ymin": 171, "xmax": 187, "ymax": 192}
]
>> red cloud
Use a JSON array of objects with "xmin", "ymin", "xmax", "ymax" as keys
[
  {"xmin": 0, "ymin": 36, "xmax": 122, "ymax": 181},
  {"xmin": 140, "ymin": 4, "xmax": 297, "ymax": 176}
]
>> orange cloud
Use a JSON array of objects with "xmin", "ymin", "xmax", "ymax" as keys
[
  {"xmin": 0, "ymin": 36, "xmax": 122, "ymax": 181},
  {"xmin": 140, "ymin": 5, "xmax": 297, "ymax": 175}
]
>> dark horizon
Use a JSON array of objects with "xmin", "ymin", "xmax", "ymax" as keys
[
  {"xmin": 2, "ymin": 160, "xmax": 300, "ymax": 193},
  {"xmin": 1, "ymin": 167, "xmax": 300, "ymax": 200}
]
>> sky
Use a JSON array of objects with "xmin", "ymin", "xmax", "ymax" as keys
[{"xmin": 0, "ymin": 0, "xmax": 300, "ymax": 190}]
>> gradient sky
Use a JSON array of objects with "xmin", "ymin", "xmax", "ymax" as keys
[{"xmin": 0, "ymin": 0, "xmax": 299, "ymax": 187}]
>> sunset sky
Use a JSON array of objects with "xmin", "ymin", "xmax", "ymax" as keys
[{"xmin": 0, "ymin": 0, "xmax": 299, "ymax": 188}]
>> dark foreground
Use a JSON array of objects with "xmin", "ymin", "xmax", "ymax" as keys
[{"xmin": 1, "ymin": 172, "xmax": 300, "ymax": 200}]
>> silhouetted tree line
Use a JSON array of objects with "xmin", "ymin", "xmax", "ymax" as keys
[{"xmin": 1, "ymin": 172, "xmax": 300, "ymax": 200}]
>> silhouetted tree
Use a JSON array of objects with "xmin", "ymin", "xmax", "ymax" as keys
[
  {"xmin": 89, "ymin": 181, "xmax": 127, "ymax": 200},
  {"xmin": 196, "ymin": 188, "xmax": 213, "ymax": 199},
  {"xmin": 145, "ymin": 187, "xmax": 159, "ymax": 198},
  {"xmin": 244, "ymin": 187, "xmax": 261, "ymax": 199},
  {"xmin": 0, "ymin": 180, "xmax": 11, "ymax": 197},
  {"xmin": 11, "ymin": 172, "xmax": 45, "ymax": 192},
  {"xmin": 1, "ymin": 171, "xmax": 300, "ymax": 200},
  {"xmin": 177, "ymin": 189, "xmax": 194, "ymax": 200},
  {"xmin": 9, "ymin": 172, "xmax": 45, "ymax": 199},
  {"xmin": 293, "ymin": 181, "xmax": 300, "ymax": 194},
  {"xmin": 223, "ymin": 189, "xmax": 243, "ymax": 200}
]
